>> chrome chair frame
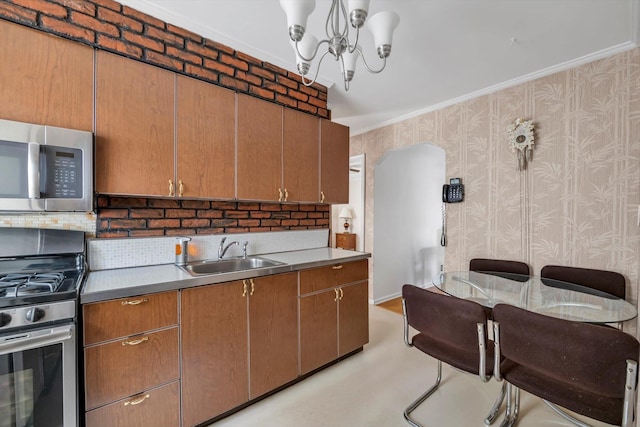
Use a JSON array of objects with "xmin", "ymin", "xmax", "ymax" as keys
[
  {"xmin": 492, "ymin": 321, "xmax": 638, "ymax": 427},
  {"xmin": 402, "ymin": 297, "xmax": 505, "ymax": 427}
]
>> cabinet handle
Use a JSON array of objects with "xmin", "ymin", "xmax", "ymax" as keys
[
  {"xmin": 284, "ymin": 188, "xmax": 288, "ymax": 202},
  {"xmin": 334, "ymin": 288, "xmax": 339, "ymax": 302},
  {"xmin": 242, "ymin": 280, "xmax": 248, "ymax": 297},
  {"xmin": 250, "ymin": 279, "xmax": 255, "ymax": 296},
  {"xmin": 168, "ymin": 179, "xmax": 174, "ymax": 197},
  {"xmin": 121, "ymin": 297, "xmax": 149, "ymax": 306},
  {"xmin": 178, "ymin": 180, "xmax": 184, "ymax": 197},
  {"xmin": 320, "ymin": 191, "xmax": 325, "ymax": 203},
  {"xmin": 122, "ymin": 336, "xmax": 149, "ymax": 346},
  {"xmin": 278, "ymin": 188, "xmax": 283, "ymax": 202},
  {"xmin": 339, "ymin": 288, "xmax": 344, "ymax": 300},
  {"xmin": 332, "ymin": 265, "xmax": 343, "ymax": 270},
  {"xmin": 124, "ymin": 393, "xmax": 150, "ymax": 406}
]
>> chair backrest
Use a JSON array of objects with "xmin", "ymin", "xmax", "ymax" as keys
[
  {"xmin": 469, "ymin": 258, "xmax": 530, "ymax": 282},
  {"xmin": 402, "ymin": 284, "xmax": 490, "ymax": 376},
  {"xmin": 540, "ymin": 265, "xmax": 626, "ymax": 299},
  {"xmin": 493, "ymin": 303, "xmax": 639, "ymax": 425}
]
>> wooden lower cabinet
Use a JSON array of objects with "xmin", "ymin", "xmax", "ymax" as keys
[
  {"xmin": 83, "ymin": 292, "xmax": 180, "ymax": 426},
  {"xmin": 299, "ymin": 260, "xmax": 369, "ymax": 374},
  {"xmin": 85, "ymin": 381, "xmax": 180, "ymax": 427},
  {"xmin": 181, "ymin": 273, "xmax": 298, "ymax": 427}
]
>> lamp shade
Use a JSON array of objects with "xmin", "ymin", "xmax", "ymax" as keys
[
  {"xmin": 280, "ymin": 0, "xmax": 316, "ymax": 41},
  {"xmin": 341, "ymin": 48, "xmax": 359, "ymax": 80},
  {"xmin": 367, "ymin": 10, "xmax": 399, "ymax": 51},
  {"xmin": 349, "ymin": 0, "xmax": 370, "ymax": 13},
  {"xmin": 339, "ymin": 207, "xmax": 352, "ymax": 219}
]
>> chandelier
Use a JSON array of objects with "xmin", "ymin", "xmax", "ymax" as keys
[{"xmin": 279, "ymin": 0, "xmax": 399, "ymax": 90}]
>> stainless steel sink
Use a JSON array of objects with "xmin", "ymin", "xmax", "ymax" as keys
[{"xmin": 181, "ymin": 256, "xmax": 285, "ymax": 276}]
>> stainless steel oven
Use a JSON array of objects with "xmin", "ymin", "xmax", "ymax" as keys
[
  {"xmin": 0, "ymin": 119, "xmax": 93, "ymax": 212},
  {"xmin": 0, "ymin": 228, "xmax": 86, "ymax": 427}
]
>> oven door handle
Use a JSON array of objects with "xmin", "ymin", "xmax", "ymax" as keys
[{"xmin": 0, "ymin": 324, "xmax": 73, "ymax": 355}]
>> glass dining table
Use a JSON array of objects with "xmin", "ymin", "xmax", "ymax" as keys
[{"xmin": 433, "ymin": 271, "xmax": 638, "ymax": 324}]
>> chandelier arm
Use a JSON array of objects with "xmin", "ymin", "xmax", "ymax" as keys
[
  {"xmin": 326, "ymin": 0, "xmax": 338, "ymax": 39},
  {"xmin": 295, "ymin": 38, "xmax": 331, "ymax": 63},
  {"xmin": 356, "ymin": 45, "xmax": 387, "ymax": 74},
  {"xmin": 338, "ymin": 0, "xmax": 350, "ymax": 39},
  {"xmin": 348, "ymin": 27, "xmax": 360, "ymax": 54},
  {"xmin": 301, "ymin": 50, "xmax": 332, "ymax": 87}
]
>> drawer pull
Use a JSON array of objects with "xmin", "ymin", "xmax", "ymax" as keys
[
  {"xmin": 332, "ymin": 265, "xmax": 343, "ymax": 270},
  {"xmin": 122, "ymin": 336, "xmax": 149, "ymax": 346},
  {"xmin": 121, "ymin": 297, "xmax": 149, "ymax": 306},
  {"xmin": 334, "ymin": 288, "xmax": 339, "ymax": 302},
  {"xmin": 124, "ymin": 394, "xmax": 150, "ymax": 406},
  {"xmin": 339, "ymin": 288, "xmax": 344, "ymax": 300}
]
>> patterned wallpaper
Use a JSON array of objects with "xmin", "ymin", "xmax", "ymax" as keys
[{"xmin": 351, "ymin": 47, "xmax": 640, "ymax": 330}]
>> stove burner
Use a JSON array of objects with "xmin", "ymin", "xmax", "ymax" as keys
[{"xmin": 0, "ymin": 273, "xmax": 65, "ymax": 298}]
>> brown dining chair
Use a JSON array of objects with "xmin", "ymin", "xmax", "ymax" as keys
[
  {"xmin": 492, "ymin": 303, "xmax": 639, "ymax": 427},
  {"xmin": 469, "ymin": 258, "xmax": 530, "ymax": 282},
  {"xmin": 401, "ymin": 284, "xmax": 503, "ymax": 427},
  {"xmin": 540, "ymin": 265, "xmax": 626, "ymax": 299}
]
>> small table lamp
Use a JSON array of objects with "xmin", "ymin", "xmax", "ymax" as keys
[{"xmin": 339, "ymin": 207, "xmax": 352, "ymax": 234}]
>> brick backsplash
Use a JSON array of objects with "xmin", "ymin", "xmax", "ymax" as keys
[
  {"xmin": 96, "ymin": 196, "xmax": 330, "ymax": 238},
  {"xmin": 0, "ymin": 0, "xmax": 329, "ymax": 119}
]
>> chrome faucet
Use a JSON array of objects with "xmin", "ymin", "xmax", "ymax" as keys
[{"xmin": 218, "ymin": 237, "xmax": 239, "ymax": 260}]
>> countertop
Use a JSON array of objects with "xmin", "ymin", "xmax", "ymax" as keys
[{"xmin": 81, "ymin": 247, "xmax": 370, "ymax": 304}]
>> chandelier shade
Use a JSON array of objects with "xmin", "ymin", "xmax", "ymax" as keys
[{"xmin": 279, "ymin": 0, "xmax": 399, "ymax": 90}]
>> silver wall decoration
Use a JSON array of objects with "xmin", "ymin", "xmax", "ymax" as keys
[{"xmin": 507, "ymin": 118, "xmax": 535, "ymax": 170}]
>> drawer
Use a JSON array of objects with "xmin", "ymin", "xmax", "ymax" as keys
[
  {"xmin": 84, "ymin": 327, "xmax": 179, "ymax": 410},
  {"xmin": 83, "ymin": 291, "xmax": 178, "ymax": 345},
  {"xmin": 299, "ymin": 259, "xmax": 368, "ymax": 295},
  {"xmin": 85, "ymin": 381, "xmax": 180, "ymax": 427}
]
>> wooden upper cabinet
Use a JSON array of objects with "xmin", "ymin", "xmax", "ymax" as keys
[
  {"xmin": 283, "ymin": 109, "xmax": 319, "ymax": 203},
  {"xmin": 0, "ymin": 20, "xmax": 93, "ymax": 131},
  {"xmin": 236, "ymin": 94, "xmax": 283, "ymax": 201},
  {"xmin": 95, "ymin": 51, "xmax": 174, "ymax": 196},
  {"xmin": 176, "ymin": 75, "xmax": 235, "ymax": 199},
  {"xmin": 320, "ymin": 119, "xmax": 349, "ymax": 204}
]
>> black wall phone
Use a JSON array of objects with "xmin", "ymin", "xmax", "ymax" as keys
[
  {"xmin": 441, "ymin": 178, "xmax": 464, "ymax": 247},
  {"xmin": 442, "ymin": 177, "xmax": 464, "ymax": 203}
]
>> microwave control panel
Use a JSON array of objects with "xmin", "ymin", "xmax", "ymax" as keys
[{"xmin": 41, "ymin": 146, "xmax": 84, "ymax": 198}]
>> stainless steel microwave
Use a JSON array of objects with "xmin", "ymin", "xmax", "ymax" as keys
[{"xmin": 0, "ymin": 119, "xmax": 93, "ymax": 212}]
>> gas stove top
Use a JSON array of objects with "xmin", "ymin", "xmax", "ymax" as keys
[{"xmin": 0, "ymin": 228, "xmax": 86, "ymax": 329}]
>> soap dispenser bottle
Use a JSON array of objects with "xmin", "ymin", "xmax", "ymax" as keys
[{"xmin": 175, "ymin": 237, "xmax": 191, "ymax": 266}]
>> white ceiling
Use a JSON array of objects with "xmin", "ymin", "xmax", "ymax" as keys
[{"xmin": 117, "ymin": 0, "xmax": 639, "ymax": 135}]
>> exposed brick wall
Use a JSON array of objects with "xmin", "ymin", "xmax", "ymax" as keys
[
  {"xmin": 0, "ymin": 0, "xmax": 329, "ymax": 118},
  {"xmin": 96, "ymin": 196, "xmax": 331, "ymax": 238}
]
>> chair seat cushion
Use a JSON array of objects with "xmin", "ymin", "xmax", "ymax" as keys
[
  {"xmin": 502, "ymin": 360, "xmax": 624, "ymax": 426},
  {"xmin": 413, "ymin": 332, "xmax": 494, "ymax": 376}
]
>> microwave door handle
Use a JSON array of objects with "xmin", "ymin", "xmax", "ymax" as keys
[{"xmin": 27, "ymin": 142, "xmax": 40, "ymax": 199}]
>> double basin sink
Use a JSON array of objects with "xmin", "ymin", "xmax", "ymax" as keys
[{"xmin": 180, "ymin": 256, "xmax": 285, "ymax": 276}]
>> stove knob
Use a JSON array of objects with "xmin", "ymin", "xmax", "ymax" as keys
[
  {"xmin": 0, "ymin": 312, "xmax": 11, "ymax": 327},
  {"xmin": 25, "ymin": 307, "xmax": 45, "ymax": 323}
]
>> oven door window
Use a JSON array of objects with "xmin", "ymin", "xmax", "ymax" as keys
[{"xmin": 0, "ymin": 344, "xmax": 63, "ymax": 427}]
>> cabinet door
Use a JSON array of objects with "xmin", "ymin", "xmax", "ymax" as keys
[
  {"xmin": 283, "ymin": 109, "xmax": 319, "ymax": 202},
  {"xmin": 181, "ymin": 281, "xmax": 248, "ymax": 427},
  {"xmin": 236, "ymin": 94, "xmax": 283, "ymax": 201},
  {"xmin": 320, "ymin": 119, "xmax": 349, "ymax": 204},
  {"xmin": 338, "ymin": 281, "xmax": 369, "ymax": 356},
  {"xmin": 300, "ymin": 289, "xmax": 338, "ymax": 374},
  {"xmin": 95, "ymin": 51, "xmax": 174, "ymax": 196},
  {"xmin": 176, "ymin": 75, "xmax": 235, "ymax": 199},
  {"xmin": 249, "ymin": 273, "xmax": 298, "ymax": 398},
  {"xmin": 0, "ymin": 20, "xmax": 93, "ymax": 131}
]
